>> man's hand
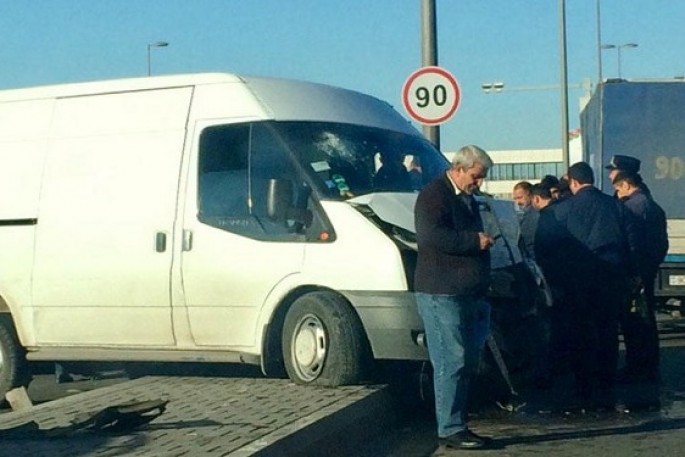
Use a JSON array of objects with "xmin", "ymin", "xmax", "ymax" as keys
[{"xmin": 478, "ymin": 232, "xmax": 495, "ymax": 250}]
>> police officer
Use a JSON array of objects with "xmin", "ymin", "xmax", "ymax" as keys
[
  {"xmin": 613, "ymin": 171, "xmax": 668, "ymax": 383},
  {"xmin": 605, "ymin": 154, "xmax": 652, "ymax": 197},
  {"xmin": 553, "ymin": 162, "xmax": 637, "ymax": 410}
]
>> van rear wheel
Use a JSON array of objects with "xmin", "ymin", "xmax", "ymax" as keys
[
  {"xmin": 0, "ymin": 317, "xmax": 30, "ymax": 401},
  {"xmin": 282, "ymin": 292, "xmax": 368, "ymax": 386}
]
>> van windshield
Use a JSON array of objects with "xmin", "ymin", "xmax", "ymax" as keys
[{"xmin": 273, "ymin": 121, "xmax": 450, "ymax": 200}]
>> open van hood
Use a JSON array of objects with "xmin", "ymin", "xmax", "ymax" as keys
[
  {"xmin": 349, "ymin": 192, "xmax": 524, "ymax": 269},
  {"xmin": 348, "ymin": 193, "xmax": 417, "ymax": 233}
]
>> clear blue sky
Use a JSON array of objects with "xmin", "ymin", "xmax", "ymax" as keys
[{"xmin": 1, "ymin": 1, "xmax": 683, "ymax": 151}]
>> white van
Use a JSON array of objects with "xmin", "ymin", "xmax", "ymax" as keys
[{"xmin": 0, "ymin": 73, "xmax": 453, "ymax": 395}]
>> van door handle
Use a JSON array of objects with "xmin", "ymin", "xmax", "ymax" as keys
[
  {"xmin": 183, "ymin": 230, "xmax": 193, "ymax": 252},
  {"xmin": 155, "ymin": 232, "xmax": 167, "ymax": 253}
]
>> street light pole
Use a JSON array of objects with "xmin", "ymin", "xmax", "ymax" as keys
[
  {"xmin": 596, "ymin": 0, "xmax": 603, "ymax": 84},
  {"xmin": 601, "ymin": 43, "xmax": 638, "ymax": 79},
  {"xmin": 147, "ymin": 41, "xmax": 169, "ymax": 76},
  {"xmin": 559, "ymin": 0, "xmax": 570, "ymax": 169}
]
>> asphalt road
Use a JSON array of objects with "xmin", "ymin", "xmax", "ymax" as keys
[{"xmin": 357, "ymin": 314, "xmax": 685, "ymax": 456}]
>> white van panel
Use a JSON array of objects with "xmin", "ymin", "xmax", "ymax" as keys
[
  {"xmin": 0, "ymin": 228, "xmax": 36, "ymax": 342},
  {"xmin": 188, "ymin": 83, "xmax": 268, "ymax": 121},
  {"xmin": 302, "ymin": 202, "xmax": 407, "ymax": 290},
  {"xmin": 0, "ymin": 100, "xmax": 53, "ymax": 219},
  {"xmin": 179, "ymin": 225, "xmax": 304, "ymax": 348},
  {"xmin": 51, "ymin": 89, "xmax": 191, "ymax": 135},
  {"xmin": 0, "ymin": 141, "xmax": 47, "ymax": 220},
  {"xmin": 31, "ymin": 88, "xmax": 193, "ymax": 346},
  {"xmin": 0, "ymin": 99, "xmax": 53, "ymax": 138}
]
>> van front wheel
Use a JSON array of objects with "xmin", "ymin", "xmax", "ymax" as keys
[
  {"xmin": 0, "ymin": 317, "xmax": 30, "ymax": 401},
  {"xmin": 282, "ymin": 292, "xmax": 368, "ymax": 386}
]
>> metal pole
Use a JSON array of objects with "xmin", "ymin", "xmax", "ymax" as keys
[
  {"xmin": 147, "ymin": 41, "xmax": 169, "ymax": 77},
  {"xmin": 421, "ymin": 0, "xmax": 440, "ymax": 149},
  {"xmin": 617, "ymin": 46, "xmax": 623, "ymax": 79},
  {"xmin": 559, "ymin": 0, "xmax": 570, "ymax": 169},
  {"xmin": 147, "ymin": 45, "xmax": 152, "ymax": 76},
  {"xmin": 596, "ymin": 0, "xmax": 603, "ymax": 84}
]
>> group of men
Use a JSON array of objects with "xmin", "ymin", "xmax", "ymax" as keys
[
  {"xmin": 413, "ymin": 146, "xmax": 668, "ymax": 452},
  {"xmin": 516, "ymin": 154, "xmax": 668, "ymax": 395}
]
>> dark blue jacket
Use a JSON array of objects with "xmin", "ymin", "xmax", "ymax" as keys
[
  {"xmin": 620, "ymin": 189, "xmax": 669, "ymax": 273},
  {"xmin": 553, "ymin": 186, "xmax": 635, "ymax": 282},
  {"xmin": 534, "ymin": 202, "xmax": 565, "ymax": 286},
  {"xmin": 414, "ymin": 173, "xmax": 491, "ymax": 297}
]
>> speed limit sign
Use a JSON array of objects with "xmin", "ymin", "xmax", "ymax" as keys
[{"xmin": 402, "ymin": 66, "xmax": 461, "ymax": 126}]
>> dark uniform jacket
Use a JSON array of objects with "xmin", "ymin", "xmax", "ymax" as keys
[
  {"xmin": 534, "ymin": 201, "xmax": 571, "ymax": 289},
  {"xmin": 414, "ymin": 173, "xmax": 490, "ymax": 297},
  {"xmin": 620, "ymin": 189, "xmax": 668, "ymax": 273},
  {"xmin": 553, "ymin": 186, "xmax": 635, "ymax": 283}
]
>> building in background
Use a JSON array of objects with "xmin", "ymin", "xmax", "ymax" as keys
[{"xmin": 444, "ymin": 136, "xmax": 582, "ymax": 199}]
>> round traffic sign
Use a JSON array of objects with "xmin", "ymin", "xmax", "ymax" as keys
[{"xmin": 402, "ymin": 66, "xmax": 461, "ymax": 126}]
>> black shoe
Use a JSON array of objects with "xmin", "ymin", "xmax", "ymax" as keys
[{"xmin": 439, "ymin": 429, "xmax": 492, "ymax": 449}]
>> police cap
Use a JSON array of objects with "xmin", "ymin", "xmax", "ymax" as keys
[{"xmin": 605, "ymin": 154, "xmax": 641, "ymax": 173}]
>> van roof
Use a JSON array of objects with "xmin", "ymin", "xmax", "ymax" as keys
[
  {"xmin": 0, "ymin": 72, "xmax": 420, "ymax": 137},
  {"xmin": 0, "ymin": 73, "xmax": 244, "ymax": 101}
]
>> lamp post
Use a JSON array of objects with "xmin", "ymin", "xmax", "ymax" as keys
[
  {"xmin": 480, "ymin": 78, "xmax": 593, "ymax": 167},
  {"xmin": 480, "ymin": 82, "xmax": 505, "ymax": 93},
  {"xmin": 559, "ymin": 0, "xmax": 569, "ymax": 170},
  {"xmin": 596, "ymin": 0, "xmax": 603, "ymax": 84},
  {"xmin": 480, "ymin": 80, "xmax": 592, "ymax": 95},
  {"xmin": 601, "ymin": 43, "xmax": 638, "ymax": 79},
  {"xmin": 147, "ymin": 41, "xmax": 169, "ymax": 76}
]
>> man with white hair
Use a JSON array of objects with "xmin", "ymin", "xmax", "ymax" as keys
[{"xmin": 414, "ymin": 144, "xmax": 495, "ymax": 450}]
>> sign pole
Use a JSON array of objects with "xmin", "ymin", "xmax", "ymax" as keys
[{"xmin": 421, "ymin": 0, "xmax": 440, "ymax": 149}]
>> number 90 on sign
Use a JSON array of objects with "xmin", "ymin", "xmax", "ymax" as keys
[{"xmin": 402, "ymin": 66, "xmax": 461, "ymax": 126}]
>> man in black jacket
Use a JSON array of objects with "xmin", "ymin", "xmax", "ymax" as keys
[
  {"xmin": 554, "ymin": 162, "xmax": 636, "ymax": 410},
  {"xmin": 414, "ymin": 144, "xmax": 495, "ymax": 450}
]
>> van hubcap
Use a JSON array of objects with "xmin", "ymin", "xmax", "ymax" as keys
[{"xmin": 291, "ymin": 314, "xmax": 327, "ymax": 382}]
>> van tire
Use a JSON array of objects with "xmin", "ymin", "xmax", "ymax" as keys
[
  {"xmin": 282, "ymin": 292, "xmax": 368, "ymax": 386},
  {"xmin": 0, "ymin": 317, "xmax": 30, "ymax": 401}
]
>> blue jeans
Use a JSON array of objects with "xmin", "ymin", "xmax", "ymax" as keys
[{"xmin": 416, "ymin": 293, "xmax": 491, "ymax": 438}]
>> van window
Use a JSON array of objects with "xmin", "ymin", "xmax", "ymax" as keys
[
  {"xmin": 271, "ymin": 122, "xmax": 449, "ymax": 199},
  {"xmin": 197, "ymin": 123, "xmax": 313, "ymax": 241}
]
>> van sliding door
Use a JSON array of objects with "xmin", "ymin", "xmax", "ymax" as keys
[{"xmin": 32, "ymin": 88, "xmax": 193, "ymax": 346}]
